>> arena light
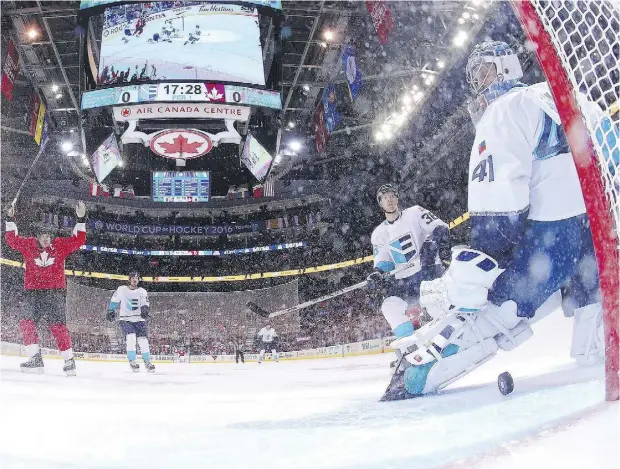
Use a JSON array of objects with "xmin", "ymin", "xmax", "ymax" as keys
[
  {"xmin": 375, "ymin": 131, "xmax": 385, "ymax": 142},
  {"xmin": 55, "ymin": 93, "xmax": 63, "ymax": 99},
  {"xmin": 302, "ymin": 84, "xmax": 310, "ymax": 92},
  {"xmin": 61, "ymin": 141, "xmax": 73, "ymax": 152},
  {"xmin": 413, "ymin": 91, "xmax": 424, "ymax": 102},
  {"xmin": 437, "ymin": 60, "xmax": 446, "ymax": 69},
  {"xmin": 51, "ymin": 84, "xmax": 59, "ymax": 92},
  {"xmin": 289, "ymin": 140, "xmax": 302, "ymax": 152},
  {"xmin": 27, "ymin": 28, "xmax": 39, "ymax": 40},
  {"xmin": 424, "ymin": 75, "xmax": 435, "ymax": 86},
  {"xmin": 287, "ymin": 121, "xmax": 296, "ymax": 129},
  {"xmin": 473, "ymin": 13, "xmax": 480, "ymax": 20},
  {"xmin": 117, "ymin": 160, "xmax": 124, "ymax": 167},
  {"xmin": 458, "ymin": 18, "xmax": 465, "ymax": 25},
  {"xmin": 453, "ymin": 30, "xmax": 468, "ymax": 47},
  {"xmin": 320, "ymin": 42, "xmax": 328, "ymax": 48},
  {"xmin": 393, "ymin": 113, "xmax": 407, "ymax": 126},
  {"xmin": 402, "ymin": 94, "xmax": 412, "ymax": 105},
  {"xmin": 462, "ymin": 12, "xmax": 471, "ymax": 19},
  {"xmin": 323, "ymin": 30, "xmax": 335, "ymax": 41}
]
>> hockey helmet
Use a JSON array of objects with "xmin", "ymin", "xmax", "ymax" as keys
[
  {"xmin": 466, "ymin": 41, "xmax": 523, "ymax": 96},
  {"xmin": 376, "ymin": 183, "xmax": 399, "ymax": 205}
]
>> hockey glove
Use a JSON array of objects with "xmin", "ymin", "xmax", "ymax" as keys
[
  {"xmin": 106, "ymin": 309, "xmax": 116, "ymax": 322},
  {"xmin": 140, "ymin": 305, "xmax": 149, "ymax": 319},
  {"xmin": 419, "ymin": 239, "xmax": 438, "ymax": 267},
  {"xmin": 366, "ymin": 269, "xmax": 392, "ymax": 290}
]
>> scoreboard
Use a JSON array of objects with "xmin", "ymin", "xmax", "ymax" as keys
[{"xmin": 152, "ymin": 171, "xmax": 210, "ymax": 203}]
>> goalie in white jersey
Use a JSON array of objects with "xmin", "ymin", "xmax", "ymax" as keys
[
  {"xmin": 385, "ymin": 41, "xmax": 604, "ymax": 400},
  {"xmin": 107, "ymin": 272, "xmax": 155, "ymax": 373},
  {"xmin": 256, "ymin": 324, "xmax": 279, "ymax": 363}
]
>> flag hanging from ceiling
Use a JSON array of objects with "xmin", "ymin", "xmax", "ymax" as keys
[
  {"xmin": 366, "ymin": 0, "xmax": 395, "ymax": 45},
  {"xmin": 91, "ymin": 133, "xmax": 121, "ymax": 183},
  {"xmin": 322, "ymin": 84, "xmax": 340, "ymax": 134},
  {"xmin": 1, "ymin": 39, "xmax": 19, "ymax": 101},
  {"xmin": 342, "ymin": 45, "xmax": 362, "ymax": 102},
  {"xmin": 314, "ymin": 101, "xmax": 328, "ymax": 152}
]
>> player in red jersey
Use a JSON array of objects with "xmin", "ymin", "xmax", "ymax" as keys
[{"xmin": 4, "ymin": 202, "xmax": 87, "ymax": 376}]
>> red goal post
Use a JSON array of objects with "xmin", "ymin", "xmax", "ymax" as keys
[{"xmin": 511, "ymin": 0, "xmax": 619, "ymax": 401}]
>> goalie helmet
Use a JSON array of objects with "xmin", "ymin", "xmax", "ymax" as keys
[
  {"xmin": 466, "ymin": 41, "xmax": 523, "ymax": 96},
  {"xmin": 466, "ymin": 41, "xmax": 524, "ymax": 125},
  {"xmin": 376, "ymin": 183, "xmax": 399, "ymax": 205}
]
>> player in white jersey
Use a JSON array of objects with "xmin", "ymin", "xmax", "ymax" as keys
[
  {"xmin": 368, "ymin": 184, "xmax": 451, "ymax": 400},
  {"xmin": 256, "ymin": 324, "xmax": 278, "ymax": 363},
  {"xmin": 385, "ymin": 41, "xmax": 603, "ymax": 400},
  {"xmin": 368, "ymin": 184, "xmax": 450, "ymax": 339},
  {"xmin": 184, "ymin": 25, "xmax": 202, "ymax": 45},
  {"xmin": 106, "ymin": 272, "xmax": 156, "ymax": 373}
]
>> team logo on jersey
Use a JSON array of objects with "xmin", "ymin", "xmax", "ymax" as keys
[
  {"xmin": 125, "ymin": 298, "xmax": 139, "ymax": 311},
  {"xmin": 389, "ymin": 233, "xmax": 416, "ymax": 264},
  {"xmin": 35, "ymin": 251, "xmax": 55, "ymax": 268}
]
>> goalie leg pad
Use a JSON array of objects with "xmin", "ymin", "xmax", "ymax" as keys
[
  {"xmin": 570, "ymin": 302, "xmax": 604, "ymax": 365},
  {"xmin": 403, "ymin": 339, "xmax": 498, "ymax": 395}
]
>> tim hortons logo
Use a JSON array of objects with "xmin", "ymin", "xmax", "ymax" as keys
[{"xmin": 149, "ymin": 129, "xmax": 212, "ymax": 160}]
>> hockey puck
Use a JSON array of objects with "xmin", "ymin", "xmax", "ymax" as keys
[{"xmin": 497, "ymin": 371, "xmax": 514, "ymax": 395}]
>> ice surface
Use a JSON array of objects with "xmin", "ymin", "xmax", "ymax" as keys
[{"xmin": 1, "ymin": 305, "xmax": 617, "ymax": 469}]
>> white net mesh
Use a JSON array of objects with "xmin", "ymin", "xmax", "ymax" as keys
[{"xmin": 528, "ymin": 0, "xmax": 620, "ymax": 229}]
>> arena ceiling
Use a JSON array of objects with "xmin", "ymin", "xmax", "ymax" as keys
[{"xmin": 0, "ymin": 0, "xmax": 531, "ymax": 215}]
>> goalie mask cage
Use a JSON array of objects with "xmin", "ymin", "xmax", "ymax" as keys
[{"xmin": 511, "ymin": 0, "xmax": 619, "ymax": 401}]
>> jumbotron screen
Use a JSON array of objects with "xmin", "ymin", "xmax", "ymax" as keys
[
  {"xmin": 152, "ymin": 171, "xmax": 210, "ymax": 202},
  {"xmin": 98, "ymin": 2, "xmax": 265, "ymax": 86}
]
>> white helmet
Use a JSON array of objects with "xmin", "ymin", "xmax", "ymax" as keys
[{"xmin": 466, "ymin": 41, "xmax": 523, "ymax": 96}]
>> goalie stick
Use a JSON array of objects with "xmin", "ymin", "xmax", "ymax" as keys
[{"xmin": 246, "ymin": 263, "xmax": 415, "ymax": 318}]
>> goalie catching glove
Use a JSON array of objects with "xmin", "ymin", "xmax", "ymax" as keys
[{"xmin": 420, "ymin": 247, "xmax": 502, "ymax": 316}]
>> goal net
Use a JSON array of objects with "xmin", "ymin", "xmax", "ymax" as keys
[{"xmin": 512, "ymin": 0, "xmax": 619, "ymax": 401}]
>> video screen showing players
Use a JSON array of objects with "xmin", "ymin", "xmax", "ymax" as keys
[{"xmin": 98, "ymin": 1, "xmax": 265, "ymax": 86}]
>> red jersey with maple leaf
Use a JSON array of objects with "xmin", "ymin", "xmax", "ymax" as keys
[{"xmin": 4, "ymin": 221, "xmax": 86, "ymax": 290}]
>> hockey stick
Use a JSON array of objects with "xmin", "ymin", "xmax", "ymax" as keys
[
  {"xmin": 247, "ymin": 263, "xmax": 416, "ymax": 319},
  {"xmin": 10, "ymin": 138, "xmax": 49, "ymax": 207}
]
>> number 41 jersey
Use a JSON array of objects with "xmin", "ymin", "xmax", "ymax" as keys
[
  {"xmin": 371, "ymin": 206, "xmax": 447, "ymax": 279},
  {"xmin": 468, "ymin": 82, "xmax": 586, "ymax": 222}
]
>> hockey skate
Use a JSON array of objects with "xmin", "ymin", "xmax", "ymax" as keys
[
  {"xmin": 20, "ymin": 353, "xmax": 44, "ymax": 374},
  {"xmin": 63, "ymin": 358, "xmax": 77, "ymax": 377},
  {"xmin": 144, "ymin": 361, "xmax": 156, "ymax": 373},
  {"xmin": 129, "ymin": 360, "xmax": 140, "ymax": 373}
]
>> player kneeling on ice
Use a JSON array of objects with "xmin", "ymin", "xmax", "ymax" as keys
[
  {"xmin": 4, "ymin": 202, "xmax": 87, "ymax": 376},
  {"xmin": 106, "ymin": 272, "xmax": 155, "ymax": 373},
  {"xmin": 384, "ymin": 41, "xmax": 605, "ymax": 401},
  {"xmin": 257, "ymin": 324, "xmax": 279, "ymax": 363}
]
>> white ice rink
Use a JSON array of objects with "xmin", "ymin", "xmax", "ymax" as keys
[{"xmin": 1, "ymin": 308, "xmax": 618, "ymax": 469}]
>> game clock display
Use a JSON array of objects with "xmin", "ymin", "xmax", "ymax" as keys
[{"xmin": 152, "ymin": 171, "xmax": 210, "ymax": 203}]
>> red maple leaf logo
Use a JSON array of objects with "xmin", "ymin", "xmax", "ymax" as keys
[
  {"xmin": 121, "ymin": 108, "xmax": 131, "ymax": 117},
  {"xmin": 158, "ymin": 134, "xmax": 203, "ymax": 155}
]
